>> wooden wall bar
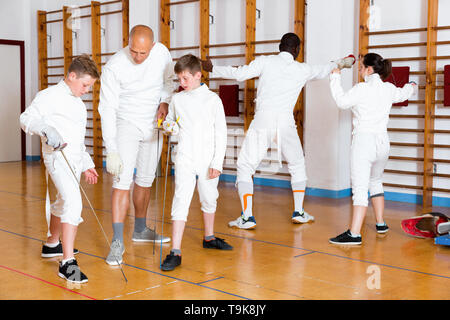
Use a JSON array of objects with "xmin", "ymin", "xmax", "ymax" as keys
[
  {"xmin": 422, "ymin": 0, "xmax": 439, "ymax": 211},
  {"xmin": 244, "ymin": 0, "xmax": 256, "ymax": 130}
]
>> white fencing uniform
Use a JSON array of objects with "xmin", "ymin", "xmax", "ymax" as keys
[
  {"xmin": 20, "ymin": 80, "xmax": 94, "ymax": 228},
  {"xmin": 213, "ymin": 52, "xmax": 336, "ymax": 184},
  {"xmin": 167, "ymin": 84, "xmax": 227, "ymax": 221},
  {"xmin": 99, "ymin": 43, "xmax": 176, "ymax": 190},
  {"xmin": 329, "ymin": 72, "xmax": 415, "ymax": 206}
]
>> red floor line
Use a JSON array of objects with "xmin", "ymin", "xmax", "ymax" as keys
[{"xmin": 0, "ymin": 264, "xmax": 97, "ymax": 300}]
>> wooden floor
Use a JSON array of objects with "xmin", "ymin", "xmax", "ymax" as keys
[{"xmin": 0, "ymin": 161, "xmax": 449, "ymax": 300}]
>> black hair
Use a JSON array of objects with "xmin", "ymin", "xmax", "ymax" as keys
[
  {"xmin": 362, "ymin": 53, "xmax": 392, "ymax": 80},
  {"xmin": 279, "ymin": 32, "xmax": 301, "ymax": 53}
]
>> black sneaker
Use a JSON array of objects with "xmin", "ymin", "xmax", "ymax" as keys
[
  {"xmin": 58, "ymin": 259, "xmax": 88, "ymax": 284},
  {"xmin": 376, "ymin": 223, "xmax": 389, "ymax": 234},
  {"xmin": 41, "ymin": 242, "xmax": 79, "ymax": 258},
  {"xmin": 161, "ymin": 252, "xmax": 181, "ymax": 271},
  {"xmin": 203, "ymin": 237, "xmax": 233, "ymax": 250},
  {"xmin": 329, "ymin": 230, "xmax": 362, "ymax": 245}
]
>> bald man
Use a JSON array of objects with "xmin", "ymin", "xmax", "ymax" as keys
[{"xmin": 99, "ymin": 25, "xmax": 175, "ymax": 265}]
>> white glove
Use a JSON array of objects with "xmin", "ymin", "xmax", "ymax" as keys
[
  {"xmin": 41, "ymin": 126, "xmax": 64, "ymax": 149},
  {"xmin": 335, "ymin": 54, "xmax": 356, "ymax": 70},
  {"xmin": 162, "ymin": 120, "xmax": 179, "ymax": 136},
  {"xmin": 106, "ymin": 152, "xmax": 123, "ymax": 177}
]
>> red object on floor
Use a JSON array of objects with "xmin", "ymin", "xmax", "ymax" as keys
[
  {"xmin": 444, "ymin": 65, "xmax": 450, "ymax": 106},
  {"xmin": 219, "ymin": 84, "xmax": 240, "ymax": 117},
  {"xmin": 384, "ymin": 66, "xmax": 410, "ymax": 107},
  {"xmin": 401, "ymin": 214, "xmax": 449, "ymax": 239}
]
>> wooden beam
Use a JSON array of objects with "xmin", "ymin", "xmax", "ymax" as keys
[
  {"xmin": 160, "ymin": 0, "xmax": 171, "ymax": 177},
  {"xmin": 37, "ymin": 11, "xmax": 48, "ymax": 91},
  {"xmin": 122, "ymin": 0, "xmax": 129, "ymax": 47},
  {"xmin": 199, "ymin": 0, "xmax": 209, "ymax": 86},
  {"xmin": 244, "ymin": 0, "xmax": 256, "ymax": 130},
  {"xmin": 294, "ymin": 0, "xmax": 306, "ymax": 144},
  {"xmin": 423, "ymin": 0, "xmax": 438, "ymax": 212},
  {"xmin": 62, "ymin": 6, "xmax": 73, "ymax": 75},
  {"xmin": 358, "ymin": 0, "xmax": 370, "ymax": 82},
  {"xmin": 91, "ymin": 1, "xmax": 103, "ymax": 168}
]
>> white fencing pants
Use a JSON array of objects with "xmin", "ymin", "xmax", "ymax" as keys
[
  {"xmin": 43, "ymin": 152, "xmax": 83, "ymax": 228},
  {"xmin": 351, "ymin": 132, "xmax": 390, "ymax": 207},
  {"xmin": 171, "ymin": 161, "xmax": 220, "ymax": 222},
  {"xmin": 113, "ymin": 120, "xmax": 162, "ymax": 190},
  {"xmin": 236, "ymin": 125, "xmax": 307, "ymax": 184}
]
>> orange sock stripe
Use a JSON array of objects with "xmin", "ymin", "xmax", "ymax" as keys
[
  {"xmin": 293, "ymin": 190, "xmax": 305, "ymax": 193},
  {"xmin": 243, "ymin": 193, "xmax": 253, "ymax": 211}
]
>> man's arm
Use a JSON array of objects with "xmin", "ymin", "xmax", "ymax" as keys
[
  {"xmin": 202, "ymin": 56, "xmax": 266, "ymax": 82},
  {"xmin": 98, "ymin": 67, "xmax": 120, "ymax": 154}
]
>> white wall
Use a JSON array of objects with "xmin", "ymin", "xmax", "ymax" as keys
[{"xmin": 304, "ymin": 0, "xmax": 355, "ymax": 192}]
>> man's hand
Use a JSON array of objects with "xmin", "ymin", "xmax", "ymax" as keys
[
  {"xmin": 157, "ymin": 102, "xmax": 169, "ymax": 122},
  {"xmin": 106, "ymin": 152, "xmax": 123, "ymax": 177},
  {"xmin": 83, "ymin": 168, "xmax": 99, "ymax": 184},
  {"xmin": 201, "ymin": 58, "xmax": 213, "ymax": 73},
  {"xmin": 209, "ymin": 168, "xmax": 221, "ymax": 179}
]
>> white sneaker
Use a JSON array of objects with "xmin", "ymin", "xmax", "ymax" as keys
[
  {"xmin": 228, "ymin": 214, "xmax": 256, "ymax": 229},
  {"xmin": 292, "ymin": 210, "xmax": 315, "ymax": 224}
]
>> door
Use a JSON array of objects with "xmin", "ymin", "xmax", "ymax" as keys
[{"xmin": 0, "ymin": 40, "xmax": 25, "ymax": 162}]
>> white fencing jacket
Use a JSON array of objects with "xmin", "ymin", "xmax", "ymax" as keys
[
  {"xmin": 329, "ymin": 72, "xmax": 415, "ymax": 134},
  {"xmin": 212, "ymin": 51, "xmax": 336, "ymax": 165},
  {"xmin": 99, "ymin": 43, "xmax": 176, "ymax": 153},
  {"xmin": 20, "ymin": 80, "xmax": 94, "ymax": 235},
  {"xmin": 20, "ymin": 80, "xmax": 94, "ymax": 169},
  {"xmin": 167, "ymin": 84, "xmax": 227, "ymax": 172},
  {"xmin": 212, "ymin": 51, "xmax": 337, "ymax": 129}
]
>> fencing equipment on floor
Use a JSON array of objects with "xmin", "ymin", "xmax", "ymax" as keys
[
  {"xmin": 20, "ymin": 80, "xmax": 95, "ymax": 233},
  {"xmin": 329, "ymin": 72, "xmax": 415, "ymax": 206},
  {"xmin": 212, "ymin": 51, "xmax": 337, "ymax": 218},
  {"xmin": 99, "ymin": 43, "xmax": 176, "ymax": 190},
  {"xmin": 165, "ymin": 84, "xmax": 227, "ymax": 221}
]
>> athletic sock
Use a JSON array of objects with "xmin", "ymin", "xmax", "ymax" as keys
[
  {"xmin": 44, "ymin": 241, "xmax": 60, "ymax": 248},
  {"xmin": 237, "ymin": 181, "xmax": 253, "ymax": 219},
  {"xmin": 112, "ymin": 222, "xmax": 124, "ymax": 243},
  {"xmin": 350, "ymin": 231, "xmax": 361, "ymax": 238},
  {"xmin": 171, "ymin": 249, "xmax": 181, "ymax": 256},
  {"xmin": 61, "ymin": 257, "xmax": 75, "ymax": 266},
  {"xmin": 204, "ymin": 235, "xmax": 215, "ymax": 241},
  {"xmin": 376, "ymin": 222, "xmax": 386, "ymax": 227},
  {"xmin": 134, "ymin": 217, "xmax": 146, "ymax": 233},
  {"xmin": 291, "ymin": 181, "xmax": 306, "ymax": 213}
]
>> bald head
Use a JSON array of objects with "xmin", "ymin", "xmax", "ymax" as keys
[{"xmin": 129, "ymin": 25, "xmax": 154, "ymax": 64}]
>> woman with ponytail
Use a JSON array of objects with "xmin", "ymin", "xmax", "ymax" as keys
[{"xmin": 328, "ymin": 53, "xmax": 417, "ymax": 245}]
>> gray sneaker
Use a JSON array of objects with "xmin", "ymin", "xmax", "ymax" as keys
[
  {"xmin": 132, "ymin": 227, "xmax": 171, "ymax": 243},
  {"xmin": 106, "ymin": 239, "xmax": 125, "ymax": 266}
]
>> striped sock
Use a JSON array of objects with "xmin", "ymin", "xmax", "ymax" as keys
[
  {"xmin": 237, "ymin": 181, "xmax": 253, "ymax": 219},
  {"xmin": 292, "ymin": 181, "xmax": 306, "ymax": 213}
]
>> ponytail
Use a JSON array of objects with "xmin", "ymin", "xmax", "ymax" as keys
[{"xmin": 362, "ymin": 53, "xmax": 392, "ymax": 80}]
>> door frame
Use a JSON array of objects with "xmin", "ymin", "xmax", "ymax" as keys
[{"xmin": 0, "ymin": 39, "xmax": 25, "ymax": 161}]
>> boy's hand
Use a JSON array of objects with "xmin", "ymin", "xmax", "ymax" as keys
[
  {"xmin": 201, "ymin": 58, "xmax": 213, "ymax": 73},
  {"xmin": 83, "ymin": 168, "xmax": 99, "ymax": 184},
  {"xmin": 157, "ymin": 102, "xmax": 169, "ymax": 121},
  {"xmin": 209, "ymin": 168, "xmax": 221, "ymax": 179}
]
